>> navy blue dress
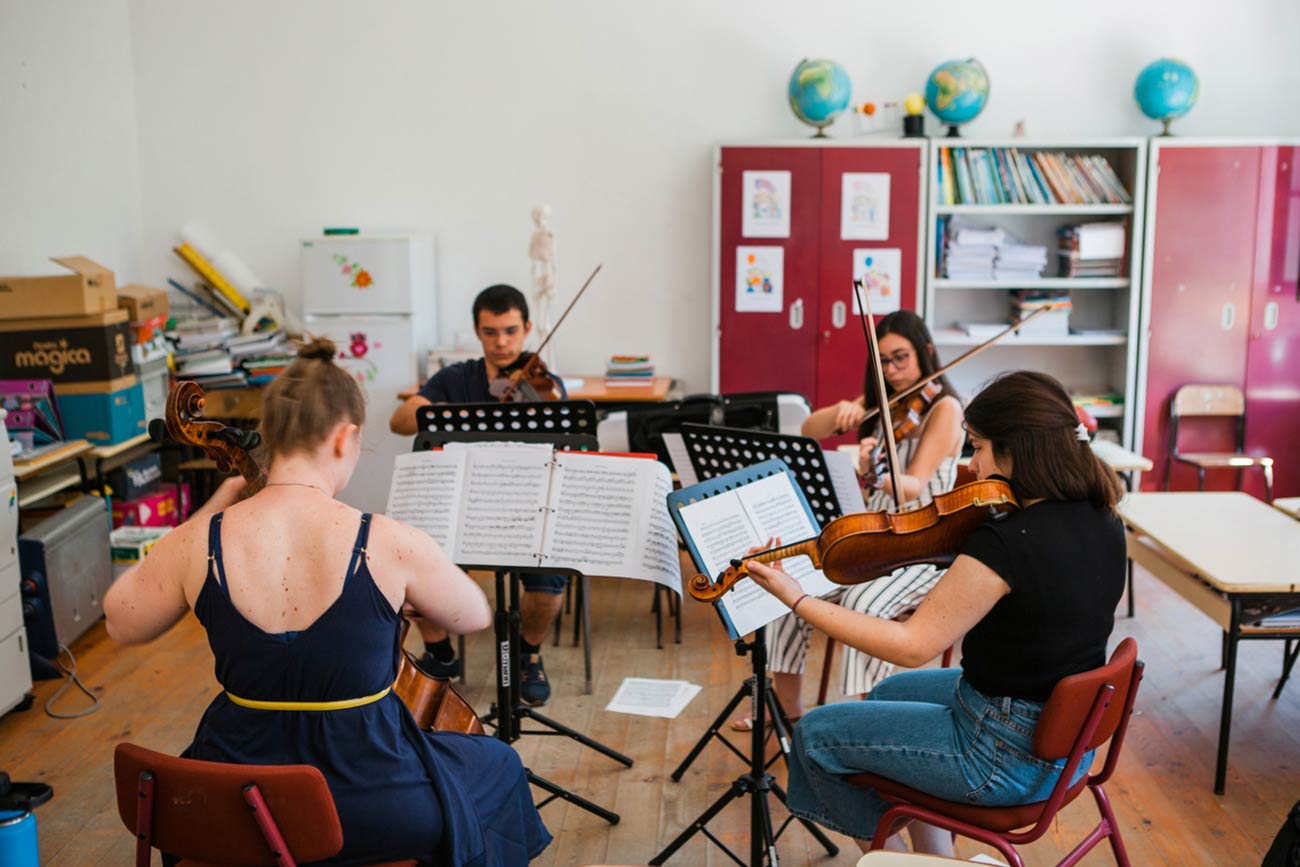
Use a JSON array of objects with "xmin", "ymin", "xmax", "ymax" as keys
[{"xmin": 182, "ymin": 512, "xmax": 552, "ymax": 866}]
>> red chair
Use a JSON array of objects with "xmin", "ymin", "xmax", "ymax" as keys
[
  {"xmin": 850, "ymin": 638, "xmax": 1143, "ymax": 867},
  {"xmin": 113, "ymin": 743, "xmax": 419, "ymax": 867}
]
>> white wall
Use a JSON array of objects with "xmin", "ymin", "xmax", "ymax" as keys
[
  {"xmin": 0, "ymin": 0, "xmax": 143, "ymax": 281},
  {"xmin": 47, "ymin": 0, "xmax": 1300, "ymax": 388}
]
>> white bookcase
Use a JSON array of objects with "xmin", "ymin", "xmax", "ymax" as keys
[{"xmin": 921, "ymin": 138, "xmax": 1148, "ymax": 446}]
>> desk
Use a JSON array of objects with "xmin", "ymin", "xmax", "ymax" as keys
[
  {"xmin": 12, "ymin": 440, "xmax": 93, "ymax": 508},
  {"xmin": 1119, "ymin": 492, "xmax": 1300, "ymax": 793},
  {"xmin": 398, "ymin": 376, "xmax": 676, "ymax": 405},
  {"xmin": 78, "ymin": 433, "xmax": 158, "ymax": 495},
  {"xmin": 1273, "ymin": 497, "xmax": 1300, "ymax": 520}
]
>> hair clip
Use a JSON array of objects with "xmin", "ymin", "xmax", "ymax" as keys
[{"xmin": 1075, "ymin": 422, "xmax": 1090, "ymax": 442}]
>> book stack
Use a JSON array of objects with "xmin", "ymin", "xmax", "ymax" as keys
[
  {"xmin": 1058, "ymin": 222, "xmax": 1127, "ymax": 278},
  {"xmin": 994, "ymin": 240, "xmax": 1048, "ymax": 282},
  {"xmin": 167, "ymin": 318, "xmax": 244, "ymax": 388},
  {"xmin": 605, "ymin": 355, "xmax": 655, "ymax": 387},
  {"xmin": 942, "ymin": 223, "xmax": 1000, "ymax": 281},
  {"xmin": 937, "ymin": 148, "xmax": 1132, "ymax": 206},
  {"xmin": 1010, "ymin": 289, "xmax": 1071, "ymax": 337}
]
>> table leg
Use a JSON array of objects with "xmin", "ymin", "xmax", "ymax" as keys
[
  {"xmin": 1215, "ymin": 597, "xmax": 1241, "ymax": 795},
  {"xmin": 1123, "ymin": 470, "xmax": 1136, "ymax": 618}
]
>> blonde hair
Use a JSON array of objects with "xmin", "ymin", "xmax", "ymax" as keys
[{"xmin": 258, "ymin": 337, "xmax": 365, "ymax": 459}]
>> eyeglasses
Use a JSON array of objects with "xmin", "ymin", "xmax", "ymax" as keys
[{"xmin": 878, "ymin": 350, "xmax": 914, "ymax": 369}]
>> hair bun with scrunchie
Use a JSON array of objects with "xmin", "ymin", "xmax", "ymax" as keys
[{"xmin": 297, "ymin": 337, "xmax": 337, "ymax": 362}]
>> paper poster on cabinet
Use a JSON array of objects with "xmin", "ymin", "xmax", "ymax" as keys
[
  {"xmin": 840, "ymin": 172, "xmax": 891, "ymax": 240},
  {"xmin": 735, "ymin": 246, "xmax": 785, "ymax": 313},
  {"xmin": 851, "ymin": 248, "xmax": 901, "ymax": 314},
  {"xmin": 742, "ymin": 171, "xmax": 792, "ymax": 238}
]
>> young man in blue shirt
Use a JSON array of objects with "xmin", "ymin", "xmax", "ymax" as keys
[{"xmin": 391, "ymin": 284, "xmax": 567, "ymax": 706}]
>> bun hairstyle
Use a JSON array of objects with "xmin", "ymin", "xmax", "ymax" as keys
[
  {"xmin": 259, "ymin": 336, "xmax": 366, "ymax": 459},
  {"xmin": 963, "ymin": 370, "xmax": 1123, "ymax": 513}
]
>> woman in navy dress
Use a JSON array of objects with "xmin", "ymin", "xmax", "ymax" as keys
[{"xmin": 106, "ymin": 338, "xmax": 551, "ymax": 866}]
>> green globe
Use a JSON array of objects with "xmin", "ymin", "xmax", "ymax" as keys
[
  {"xmin": 788, "ymin": 58, "xmax": 852, "ymax": 137},
  {"xmin": 925, "ymin": 58, "xmax": 990, "ymax": 137}
]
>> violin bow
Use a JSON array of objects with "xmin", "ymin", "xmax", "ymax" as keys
[
  {"xmin": 529, "ymin": 263, "xmax": 602, "ymax": 360},
  {"xmin": 845, "ymin": 301, "xmax": 1068, "ymax": 433},
  {"xmin": 852, "ymin": 280, "xmax": 906, "ymax": 507}
]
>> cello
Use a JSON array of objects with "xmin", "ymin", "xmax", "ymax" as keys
[
  {"xmin": 687, "ymin": 283, "xmax": 1029, "ymax": 604},
  {"xmin": 153, "ymin": 380, "xmax": 484, "ymax": 734}
]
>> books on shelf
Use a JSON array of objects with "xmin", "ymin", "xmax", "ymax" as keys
[
  {"xmin": 1058, "ymin": 222, "xmax": 1127, "ymax": 277},
  {"xmin": 1011, "ymin": 289, "xmax": 1071, "ymax": 336},
  {"xmin": 938, "ymin": 147, "xmax": 1131, "ymax": 206},
  {"xmin": 941, "ymin": 220, "xmax": 1047, "ymax": 282}
]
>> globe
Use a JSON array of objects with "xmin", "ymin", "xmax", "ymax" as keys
[
  {"xmin": 1134, "ymin": 58, "xmax": 1199, "ymax": 135},
  {"xmin": 788, "ymin": 58, "xmax": 852, "ymax": 137},
  {"xmin": 925, "ymin": 58, "xmax": 990, "ymax": 137}
]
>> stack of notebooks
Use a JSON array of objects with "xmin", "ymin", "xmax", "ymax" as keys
[
  {"xmin": 1058, "ymin": 222, "xmax": 1127, "ymax": 278},
  {"xmin": 167, "ymin": 320, "xmax": 293, "ymax": 389},
  {"xmin": 604, "ymin": 355, "xmax": 655, "ymax": 387},
  {"xmin": 1011, "ymin": 289, "xmax": 1072, "ymax": 337},
  {"xmin": 937, "ymin": 147, "xmax": 1132, "ymax": 206},
  {"xmin": 942, "ymin": 223, "xmax": 1047, "ymax": 282}
]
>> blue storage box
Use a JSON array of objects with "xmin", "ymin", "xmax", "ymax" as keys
[{"xmin": 57, "ymin": 380, "xmax": 146, "ymax": 445}]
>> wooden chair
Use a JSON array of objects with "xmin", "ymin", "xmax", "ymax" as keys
[
  {"xmin": 1164, "ymin": 384, "xmax": 1274, "ymax": 501},
  {"xmin": 850, "ymin": 638, "xmax": 1143, "ymax": 867},
  {"xmin": 113, "ymin": 743, "xmax": 419, "ymax": 867}
]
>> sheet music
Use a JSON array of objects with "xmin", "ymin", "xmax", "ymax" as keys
[
  {"xmin": 661, "ymin": 432, "xmax": 698, "ymax": 486},
  {"xmin": 386, "ymin": 450, "xmax": 468, "ymax": 549},
  {"xmin": 638, "ymin": 465, "xmax": 683, "ymax": 593},
  {"xmin": 676, "ymin": 471, "xmax": 835, "ymax": 638},
  {"xmin": 824, "ymin": 449, "xmax": 867, "ymax": 515},
  {"xmin": 455, "ymin": 445, "xmax": 552, "ymax": 567}
]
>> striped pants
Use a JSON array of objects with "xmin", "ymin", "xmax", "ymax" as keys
[{"xmin": 767, "ymin": 563, "xmax": 945, "ymax": 697}]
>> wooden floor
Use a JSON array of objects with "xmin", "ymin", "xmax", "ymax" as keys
[{"xmin": 2, "ymin": 563, "xmax": 1298, "ymax": 866}]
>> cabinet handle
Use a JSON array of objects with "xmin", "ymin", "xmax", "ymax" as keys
[
  {"xmin": 1220, "ymin": 303, "xmax": 1235, "ymax": 331},
  {"xmin": 789, "ymin": 299, "xmax": 804, "ymax": 330},
  {"xmin": 1264, "ymin": 301, "xmax": 1280, "ymax": 331},
  {"xmin": 832, "ymin": 300, "xmax": 847, "ymax": 329}
]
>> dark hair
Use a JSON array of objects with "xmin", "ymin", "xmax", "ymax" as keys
[
  {"xmin": 259, "ymin": 337, "xmax": 366, "ymax": 459},
  {"xmin": 963, "ymin": 371, "xmax": 1122, "ymax": 512},
  {"xmin": 472, "ymin": 284, "xmax": 529, "ymax": 326},
  {"xmin": 858, "ymin": 310, "xmax": 957, "ymax": 440}
]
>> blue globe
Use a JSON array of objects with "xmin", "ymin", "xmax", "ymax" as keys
[
  {"xmin": 788, "ymin": 58, "xmax": 852, "ymax": 137},
  {"xmin": 1135, "ymin": 58, "xmax": 1199, "ymax": 134},
  {"xmin": 925, "ymin": 58, "xmax": 989, "ymax": 134}
]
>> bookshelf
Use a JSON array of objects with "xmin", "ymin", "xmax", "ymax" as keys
[{"xmin": 922, "ymin": 138, "xmax": 1148, "ymax": 446}]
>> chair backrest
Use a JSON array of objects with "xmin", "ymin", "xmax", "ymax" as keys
[
  {"xmin": 114, "ymin": 743, "xmax": 344, "ymax": 866},
  {"xmin": 1172, "ymin": 384, "xmax": 1245, "ymax": 419},
  {"xmin": 1033, "ymin": 637, "xmax": 1141, "ymax": 761}
]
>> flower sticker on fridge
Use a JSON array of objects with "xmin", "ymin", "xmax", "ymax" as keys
[
  {"xmin": 332, "ymin": 254, "xmax": 374, "ymax": 289},
  {"xmin": 336, "ymin": 331, "xmax": 381, "ymax": 384}
]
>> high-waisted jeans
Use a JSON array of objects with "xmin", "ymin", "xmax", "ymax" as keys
[{"xmin": 786, "ymin": 668, "xmax": 1092, "ymax": 841}]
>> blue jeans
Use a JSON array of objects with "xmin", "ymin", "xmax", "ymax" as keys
[
  {"xmin": 786, "ymin": 668, "xmax": 1092, "ymax": 841},
  {"xmin": 520, "ymin": 573, "xmax": 566, "ymax": 594}
]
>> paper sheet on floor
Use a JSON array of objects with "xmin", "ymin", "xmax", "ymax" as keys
[{"xmin": 605, "ymin": 678, "xmax": 702, "ymax": 718}]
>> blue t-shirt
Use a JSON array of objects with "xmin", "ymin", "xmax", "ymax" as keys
[{"xmin": 416, "ymin": 358, "xmax": 568, "ymax": 405}]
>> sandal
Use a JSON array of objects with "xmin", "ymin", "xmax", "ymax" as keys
[{"xmin": 729, "ymin": 713, "xmax": 802, "ymax": 733}]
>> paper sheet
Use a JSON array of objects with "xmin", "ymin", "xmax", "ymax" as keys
[
  {"xmin": 823, "ymin": 449, "xmax": 867, "ymax": 516},
  {"xmin": 840, "ymin": 172, "xmax": 891, "ymax": 240},
  {"xmin": 735, "ymin": 246, "xmax": 784, "ymax": 313},
  {"xmin": 605, "ymin": 677, "xmax": 702, "ymax": 718},
  {"xmin": 661, "ymin": 432, "xmax": 697, "ymax": 486},
  {"xmin": 851, "ymin": 248, "xmax": 902, "ymax": 315},
  {"xmin": 742, "ymin": 170, "xmax": 792, "ymax": 238}
]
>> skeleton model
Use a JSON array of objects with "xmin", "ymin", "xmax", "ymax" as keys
[{"xmin": 528, "ymin": 205, "xmax": 557, "ymax": 370}]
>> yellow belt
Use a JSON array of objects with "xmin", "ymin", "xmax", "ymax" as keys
[{"xmin": 225, "ymin": 686, "xmax": 391, "ymax": 712}]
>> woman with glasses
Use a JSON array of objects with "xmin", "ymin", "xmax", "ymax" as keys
[{"xmin": 733, "ymin": 310, "xmax": 963, "ymax": 731}]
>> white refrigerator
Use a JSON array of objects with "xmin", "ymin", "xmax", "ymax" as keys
[{"xmin": 301, "ymin": 234, "xmax": 436, "ymax": 514}]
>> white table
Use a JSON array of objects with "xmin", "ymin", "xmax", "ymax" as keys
[
  {"xmin": 1273, "ymin": 497, "xmax": 1300, "ymax": 520},
  {"xmin": 1119, "ymin": 491, "xmax": 1300, "ymax": 793}
]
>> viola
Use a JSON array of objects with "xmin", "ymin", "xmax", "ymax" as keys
[{"xmin": 152, "ymin": 380, "xmax": 484, "ymax": 735}]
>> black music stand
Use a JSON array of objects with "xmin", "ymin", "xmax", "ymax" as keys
[
  {"xmin": 651, "ymin": 460, "xmax": 838, "ymax": 867},
  {"xmin": 412, "ymin": 401, "xmax": 630, "ymax": 825}
]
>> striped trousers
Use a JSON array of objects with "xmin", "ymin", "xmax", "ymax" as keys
[{"xmin": 767, "ymin": 563, "xmax": 945, "ymax": 697}]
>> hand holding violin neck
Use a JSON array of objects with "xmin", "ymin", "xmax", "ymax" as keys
[{"xmin": 686, "ymin": 539, "xmax": 820, "ymax": 603}]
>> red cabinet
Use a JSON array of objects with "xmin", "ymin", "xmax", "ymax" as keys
[
  {"xmin": 1139, "ymin": 142, "xmax": 1300, "ymax": 497},
  {"xmin": 714, "ymin": 143, "xmax": 925, "ymax": 420}
]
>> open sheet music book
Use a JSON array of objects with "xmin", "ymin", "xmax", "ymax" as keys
[
  {"xmin": 386, "ymin": 443, "xmax": 681, "ymax": 592},
  {"xmin": 671, "ymin": 460, "xmax": 838, "ymax": 640}
]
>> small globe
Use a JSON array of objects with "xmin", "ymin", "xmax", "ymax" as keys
[
  {"xmin": 1135, "ymin": 58, "xmax": 1199, "ymax": 134},
  {"xmin": 788, "ymin": 58, "xmax": 852, "ymax": 137},
  {"xmin": 925, "ymin": 58, "xmax": 989, "ymax": 136}
]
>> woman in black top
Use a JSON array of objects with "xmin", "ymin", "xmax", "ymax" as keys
[{"xmin": 744, "ymin": 371, "xmax": 1127, "ymax": 856}]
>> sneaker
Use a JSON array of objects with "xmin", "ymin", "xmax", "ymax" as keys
[
  {"xmin": 520, "ymin": 653, "xmax": 551, "ymax": 706},
  {"xmin": 416, "ymin": 651, "xmax": 462, "ymax": 680}
]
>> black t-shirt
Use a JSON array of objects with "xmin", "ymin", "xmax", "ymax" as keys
[
  {"xmin": 958, "ymin": 500, "xmax": 1126, "ymax": 702},
  {"xmin": 416, "ymin": 358, "xmax": 568, "ymax": 405}
]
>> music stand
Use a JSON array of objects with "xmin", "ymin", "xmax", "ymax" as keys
[
  {"xmin": 651, "ymin": 459, "xmax": 838, "ymax": 867},
  {"xmin": 412, "ymin": 400, "xmax": 630, "ymax": 825}
]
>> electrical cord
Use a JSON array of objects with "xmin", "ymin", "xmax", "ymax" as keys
[{"xmin": 44, "ymin": 643, "xmax": 101, "ymax": 719}]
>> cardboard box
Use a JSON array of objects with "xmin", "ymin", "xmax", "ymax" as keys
[
  {"xmin": 0, "ymin": 256, "xmax": 117, "ymax": 320},
  {"xmin": 117, "ymin": 284, "xmax": 169, "ymax": 322},
  {"xmin": 137, "ymin": 354, "xmax": 169, "ymax": 426},
  {"xmin": 58, "ymin": 378, "xmax": 146, "ymax": 445},
  {"xmin": 0, "ymin": 310, "xmax": 135, "ymax": 386},
  {"xmin": 106, "ymin": 452, "xmax": 163, "ymax": 500},
  {"xmin": 110, "ymin": 525, "xmax": 170, "ymax": 580},
  {"xmin": 111, "ymin": 483, "xmax": 189, "ymax": 528}
]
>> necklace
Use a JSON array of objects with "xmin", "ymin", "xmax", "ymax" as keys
[{"xmin": 263, "ymin": 482, "xmax": 330, "ymax": 495}]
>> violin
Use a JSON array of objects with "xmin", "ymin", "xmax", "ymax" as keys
[
  {"xmin": 152, "ymin": 380, "xmax": 484, "ymax": 735},
  {"xmin": 488, "ymin": 264, "xmax": 602, "ymax": 403},
  {"xmin": 861, "ymin": 380, "xmax": 944, "ymax": 488}
]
